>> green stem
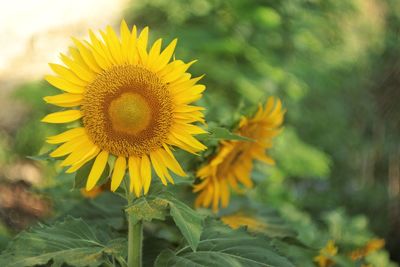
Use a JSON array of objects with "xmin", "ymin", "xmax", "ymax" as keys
[
  {"xmin": 125, "ymin": 179, "xmax": 142, "ymax": 267},
  {"xmin": 128, "ymin": 214, "xmax": 142, "ymax": 267}
]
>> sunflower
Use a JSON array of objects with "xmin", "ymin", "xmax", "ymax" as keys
[
  {"xmin": 221, "ymin": 212, "xmax": 268, "ymax": 233},
  {"xmin": 42, "ymin": 21, "xmax": 207, "ymax": 197},
  {"xmin": 193, "ymin": 97, "xmax": 284, "ymax": 212},
  {"xmin": 314, "ymin": 240, "xmax": 338, "ymax": 267}
]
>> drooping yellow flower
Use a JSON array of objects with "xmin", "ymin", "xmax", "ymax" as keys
[
  {"xmin": 349, "ymin": 239, "xmax": 385, "ymax": 261},
  {"xmin": 314, "ymin": 240, "xmax": 338, "ymax": 267},
  {"xmin": 194, "ymin": 97, "xmax": 284, "ymax": 212},
  {"xmin": 42, "ymin": 21, "xmax": 207, "ymax": 196},
  {"xmin": 221, "ymin": 212, "xmax": 268, "ymax": 233}
]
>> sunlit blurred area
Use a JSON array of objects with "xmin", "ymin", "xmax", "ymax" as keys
[{"xmin": 0, "ymin": 0, "xmax": 399, "ymax": 265}]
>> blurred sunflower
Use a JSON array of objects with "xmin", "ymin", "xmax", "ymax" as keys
[
  {"xmin": 314, "ymin": 240, "xmax": 338, "ymax": 267},
  {"xmin": 349, "ymin": 239, "xmax": 385, "ymax": 261},
  {"xmin": 42, "ymin": 21, "xmax": 206, "ymax": 197},
  {"xmin": 194, "ymin": 97, "xmax": 284, "ymax": 212},
  {"xmin": 221, "ymin": 212, "xmax": 268, "ymax": 233}
]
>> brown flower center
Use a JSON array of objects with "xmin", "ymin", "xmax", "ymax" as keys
[{"xmin": 82, "ymin": 65, "xmax": 173, "ymax": 157}]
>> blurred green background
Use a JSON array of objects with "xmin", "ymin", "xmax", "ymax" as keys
[{"xmin": 0, "ymin": 0, "xmax": 399, "ymax": 265}]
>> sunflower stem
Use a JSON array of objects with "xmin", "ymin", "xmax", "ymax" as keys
[
  {"xmin": 125, "ymin": 178, "xmax": 142, "ymax": 267},
  {"xmin": 127, "ymin": 214, "xmax": 142, "ymax": 267}
]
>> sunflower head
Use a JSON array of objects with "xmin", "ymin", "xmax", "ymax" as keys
[
  {"xmin": 42, "ymin": 21, "xmax": 207, "ymax": 197},
  {"xmin": 221, "ymin": 212, "xmax": 268, "ymax": 233},
  {"xmin": 193, "ymin": 97, "xmax": 285, "ymax": 212},
  {"xmin": 314, "ymin": 240, "xmax": 338, "ymax": 267}
]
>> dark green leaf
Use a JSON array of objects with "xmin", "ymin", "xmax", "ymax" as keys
[
  {"xmin": 126, "ymin": 197, "xmax": 169, "ymax": 225},
  {"xmin": 163, "ymin": 193, "xmax": 204, "ymax": 252},
  {"xmin": 155, "ymin": 220, "xmax": 294, "ymax": 267},
  {"xmin": 0, "ymin": 217, "xmax": 126, "ymax": 267},
  {"xmin": 208, "ymin": 126, "xmax": 253, "ymax": 142},
  {"xmin": 126, "ymin": 192, "xmax": 204, "ymax": 251}
]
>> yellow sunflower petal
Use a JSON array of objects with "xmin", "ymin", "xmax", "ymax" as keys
[
  {"xmin": 111, "ymin": 156, "xmax": 127, "ymax": 191},
  {"xmin": 60, "ymin": 140, "xmax": 95, "ymax": 166},
  {"xmin": 86, "ymin": 150, "xmax": 109, "ymax": 190},
  {"xmin": 156, "ymin": 148, "xmax": 186, "ymax": 177},
  {"xmin": 152, "ymin": 38, "xmax": 177, "ymax": 72},
  {"xmin": 41, "ymin": 110, "xmax": 82, "ymax": 124},
  {"xmin": 45, "ymin": 75, "xmax": 84, "ymax": 94},
  {"xmin": 43, "ymin": 93, "xmax": 83, "ymax": 107},
  {"xmin": 65, "ymin": 146, "xmax": 100, "ymax": 173},
  {"xmin": 140, "ymin": 155, "xmax": 152, "ymax": 194},
  {"xmin": 146, "ymin": 38, "xmax": 162, "ymax": 68},
  {"xmin": 48, "ymin": 63, "xmax": 87, "ymax": 86},
  {"xmin": 46, "ymin": 127, "xmax": 85, "ymax": 144},
  {"xmin": 128, "ymin": 156, "xmax": 142, "ymax": 197},
  {"xmin": 60, "ymin": 53, "xmax": 95, "ymax": 82},
  {"xmin": 150, "ymin": 151, "xmax": 167, "ymax": 185},
  {"xmin": 72, "ymin": 38, "xmax": 102, "ymax": 72}
]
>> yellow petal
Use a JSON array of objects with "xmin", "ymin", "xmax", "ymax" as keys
[
  {"xmin": 137, "ymin": 27, "xmax": 149, "ymax": 63},
  {"xmin": 120, "ymin": 20, "xmax": 131, "ymax": 62},
  {"xmin": 42, "ymin": 110, "xmax": 82, "ymax": 124},
  {"xmin": 45, "ymin": 75, "xmax": 84, "ymax": 94},
  {"xmin": 150, "ymin": 151, "xmax": 167, "ymax": 185},
  {"xmin": 140, "ymin": 155, "xmax": 152, "ymax": 194},
  {"xmin": 111, "ymin": 156, "xmax": 127, "ymax": 191},
  {"xmin": 60, "ymin": 140, "xmax": 95, "ymax": 166},
  {"xmin": 50, "ymin": 137, "xmax": 86, "ymax": 157},
  {"xmin": 48, "ymin": 63, "xmax": 87, "ymax": 86},
  {"xmin": 146, "ymin": 38, "xmax": 162, "ymax": 68},
  {"xmin": 162, "ymin": 60, "xmax": 196, "ymax": 83},
  {"xmin": 60, "ymin": 53, "xmax": 95, "ymax": 82},
  {"xmin": 128, "ymin": 25, "xmax": 138, "ymax": 64},
  {"xmin": 71, "ymin": 38, "xmax": 102, "ymax": 72},
  {"xmin": 88, "ymin": 29, "xmax": 115, "ymax": 66},
  {"xmin": 152, "ymin": 39, "xmax": 177, "ymax": 72},
  {"xmin": 66, "ymin": 146, "xmax": 100, "ymax": 173},
  {"xmin": 86, "ymin": 150, "xmax": 109, "ymax": 190},
  {"xmin": 156, "ymin": 148, "xmax": 186, "ymax": 177},
  {"xmin": 43, "ymin": 93, "xmax": 83, "ymax": 107},
  {"xmin": 46, "ymin": 127, "xmax": 85, "ymax": 144},
  {"xmin": 128, "ymin": 156, "xmax": 142, "ymax": 197}
]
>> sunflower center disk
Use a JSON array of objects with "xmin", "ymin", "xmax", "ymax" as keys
[
  {"xmin": 108, "ymin": 93, "xmax": 151, "ymax": 135},
  {"xmin": 82, "ymin": 65, "xmax": 173, "ymax": 157}
]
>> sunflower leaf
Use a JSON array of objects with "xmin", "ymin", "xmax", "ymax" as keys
[
  {"xmin": 154, "ymin": 220, "xmax": 295, "ymax": 267},
  {"xmin": 126, "ymin": 192, "xmax": 204, "ymax": 251},
  {"xmin": 162, "ymin": 193, "xmax": 205, "ymax": 252},
  {"xmin": 126, "ymin": 196, "xmax": 169, "ymax": 225},
  {"xmin": 0, "ymin": 217, "xmax": 126, "ymax": 267},
  {"xmin": 208, "ymin": 126, "xmax": 253, "ymax": 142}
]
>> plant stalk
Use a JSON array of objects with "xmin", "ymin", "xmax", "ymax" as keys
[{"xmin": 127, "ymin": 214, "xmax": 142, "ymax": 267}]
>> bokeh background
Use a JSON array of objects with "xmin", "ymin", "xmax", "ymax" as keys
[{"xmin": 0, "ymin": 0, "xmax": 399, "ymax": 265}]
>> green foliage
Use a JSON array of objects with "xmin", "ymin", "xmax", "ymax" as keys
[
  {"xmin": 0, "ymin": 217, "xmax": 126, "ymax": 267},
  {"xmin": 127, "ymin": 191, "xmax": 205, "ymax": 251},
  {"xmin": 155, "ymin": 220, "xmax": 295, "ymax": 267}
]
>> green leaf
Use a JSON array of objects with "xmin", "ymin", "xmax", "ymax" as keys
[
  {"xmin": 126, "ymin": 192, "xmax": 204, "ymax": 251},
  {"xmin": 0, "ymin": 217, "xmax": 126, "ymax": 267},
  {"xmin": 155, "ymin": 220, "xmax": 295, "ymax": 267},
  {"xmin": 26, "ymin": 149, "xmax": 54, "ymax": 162},
  {"xmin": 208, "ymin": 126, "xmax": 253, "ymax": 142},
  {"xmin": 126, "ymin": 197, "xmax": 169, "ymax": 225},
  {"xmin": 163, "ymin": 193, "xmax": 204, "ymax": 251}
]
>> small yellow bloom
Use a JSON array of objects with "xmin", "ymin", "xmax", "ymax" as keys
[
  {"xmin": 221, "ymin": 212, "xmax": 268, "ymax": 233},
  {"xmin": 42, "ymin": 21, "xmax": 207, "ymax": 196},
  {"xmin": 194, "ymin": 97, "xmax": 284, "ymax": 212},
  {"xmin": 80, "ymin": 181, "xmax": 110, "ymax": 198},
  {"xmin": 314, "ymin": 240, "xmax": 338, "ymax": 267},
  {"xmin": 349, "ymin": 239, "xmax": 385, "ymax": 261}
]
